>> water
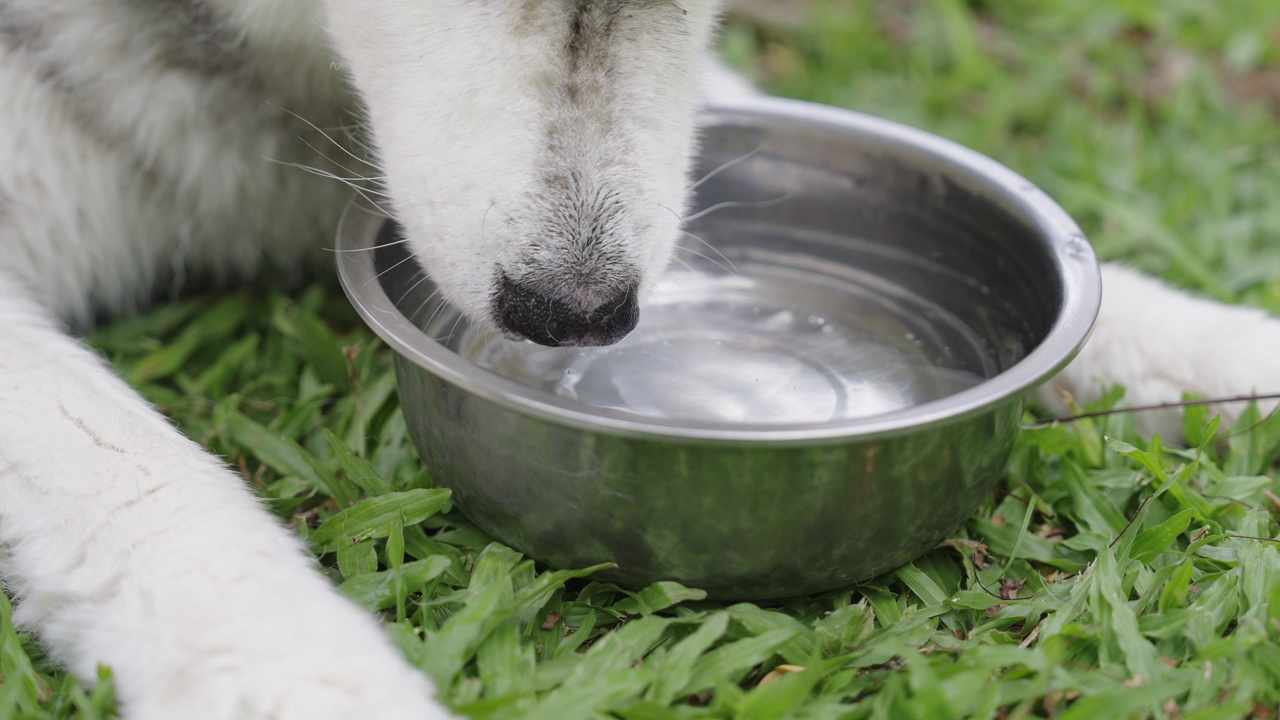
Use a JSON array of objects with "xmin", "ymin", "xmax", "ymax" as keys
[{"xmin": 459, "ymin": 269, "xmax": 987, "ymax": 425}]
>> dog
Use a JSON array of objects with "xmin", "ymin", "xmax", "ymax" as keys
[{"xmin": 1, "ymin": 1, "xmax": 1278, "ymax": 718}]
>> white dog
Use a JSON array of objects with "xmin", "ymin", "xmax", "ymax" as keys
[{"xmin": 0, "ymin": 1, "xmax": 1277, "ymax": 718}]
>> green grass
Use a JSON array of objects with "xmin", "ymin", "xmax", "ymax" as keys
[{"xmin": 4, "ymin": 1, "xmax": 1280, "ymax": 717}]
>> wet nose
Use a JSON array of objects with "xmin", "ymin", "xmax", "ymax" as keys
[{"xmin": 495, "ymin": 275, "xmax": 639, "ymax": 347}]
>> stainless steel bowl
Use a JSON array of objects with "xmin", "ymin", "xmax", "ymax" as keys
[{"xmin": 337, "ymin": 97, "xmax": 1100, "ymax": 599}]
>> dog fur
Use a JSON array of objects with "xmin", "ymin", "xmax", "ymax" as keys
[{"xmin": 0, "ymin": 1, "xmax": 1277, "ymax": 718}]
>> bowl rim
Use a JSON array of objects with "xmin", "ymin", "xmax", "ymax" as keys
[{"xmin": 336, "ymin": 96, "xmax": 1101, "ymax": 445}]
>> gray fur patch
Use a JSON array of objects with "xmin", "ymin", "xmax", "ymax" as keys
[
  {"xmin": 0, "ymin": 1, "xmax": 331, "ymax": 172},
  {"xmin": 0, "ymin": 4, "xmax": 137, "ymax": 158},
  {"xmin": 537, "ymin": 1, "xmax": 688, "ymax": 240},
  {"xmin": 0, "ymin": 3, "xmax": 54, "ymax": 73},
  {"xmin": 564, "ymin": 0, "xmax": 688, "ymax": 68},
  {"xmin": 119, "ymin": 0, "xmax": 250, "ymax": 77},
  {"xmin": 0, "ymin": 1, "xmax": 248, "ymax": 79},
  {"xmin": 565, "ymin": 1, "xmax": 620, "ymax": 72}
]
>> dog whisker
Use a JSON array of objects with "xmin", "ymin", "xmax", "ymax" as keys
[
  {"xmin": 690, "ymin": 142, "xmax": 766, "ymax": 190},
  {"xmin": 268, "ymin": 102, "xmax": 380, "ymax": 170},
  {"xmin": 682, "ymin": 191, "xmax": 796, "ymax": 224},
  {"xmin": 676, "ymin": 243, "xmax": 736, "ymax": 275},
  {"xmin": 294, "ymin": 136, "xmax": 389, "ymax": 188},
  {"xmin": 440, "ymin": 308, "xmax": 469, "ymax": 345},
  {"xmin": 679, "ymin": 229, "xmax": 737, "ymax": 274},
  {"xmin": 324, "ymin": 236, "xmax": 410, "ymax": 254},
  {"xmin": 335, "ymin": 123, "xmax": 379, "ymax": 158},
  {"xmin": 265, "ymin": 158, "xmax": 394, "ymax": 214},
  {"xmin": 325, "ymin": 204, "xmax": 409, "ymax": 254},
  {"xmin": 395, "ymin": 266, "xmax": 438, "ymax": 310},
  {"xmin": 367, "ymin": 246, "xmax": 423, "ymax": 285},
  {"xmin": 658, "ymin": 203, "xmax": 738, "ymax": 274},
  {"xmin": 411, "ymin": 287, "xmax": 447, "ymax": 328}
]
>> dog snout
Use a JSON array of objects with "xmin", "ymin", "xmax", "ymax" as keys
[{"xmin": 494, "ymin": 275, "xmax": 639, "ymax": 347}]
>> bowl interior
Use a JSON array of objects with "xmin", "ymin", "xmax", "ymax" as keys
[{"xmin": 366, "ymin": 103, "xmax": 1089, "ymax": 432}]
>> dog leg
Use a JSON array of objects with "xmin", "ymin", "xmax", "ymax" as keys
[
  {"xmin": 1039, "ymin": 263, "xmax": 1280, "ymax": 438},
  {"xmin": 0, "ymin": 274, "xmax": 454, "ymax": 719}
]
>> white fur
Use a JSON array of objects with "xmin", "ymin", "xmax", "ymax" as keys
[
  {"xmin": 0, "ymin": 1, "xmax": 1277, "ymax": 718},
  {"xmin": 0, "ymin": 275, "xmax": 447, "ymax": 719},
  {"xmin": 1040, "ymin": 264, "xmax": 1280, "ymax": 437},
  {"xmin": 325, "ymin": 0, "xmax": 721, "ymax": 325}
]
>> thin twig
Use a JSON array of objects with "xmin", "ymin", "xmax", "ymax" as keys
[
  {"xmin": 1033, "ymin": 392, "xmax": 1280, "ymax": 426},
  {"xmin": 1108, "ymin": 492, "xmax": 1158, "ymax": 549},
  {"xmin": 1224, "ymin": 534, "xmax": 1280, "ymax": 544}
]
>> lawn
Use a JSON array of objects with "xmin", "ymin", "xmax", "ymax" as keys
[{"xmin": 4, "ymin": 1, "xmax": 1280, "ymax": 718}]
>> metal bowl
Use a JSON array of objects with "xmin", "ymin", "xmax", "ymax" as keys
[{"xmin": 337, "ymin": 97, "xmax": 1100, "ymax": 600}]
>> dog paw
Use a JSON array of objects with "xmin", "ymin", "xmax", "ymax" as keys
[
  {"xmin": 127, "ymin": 655, "xmax": 454, "ymax": 720},
  {"xmin": 1040, "ymin": 264, "xmax": 1280, "ymax": 439},
  {"xmin": 112, "ymin": 579, "xmax": 457, "ymax": 720},
  {"xmin": 7, "ymin": 455, "xmax": 458, "ymax": 720}
]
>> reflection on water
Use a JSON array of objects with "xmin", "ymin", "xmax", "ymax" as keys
[{"xmin": 460, "ymin": 269, "xmax": 987, "ymax": 425}]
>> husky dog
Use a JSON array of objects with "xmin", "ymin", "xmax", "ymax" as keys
[{"xmin": 0, "ymin": 1, "xmax": 1277, "ymax": 718}]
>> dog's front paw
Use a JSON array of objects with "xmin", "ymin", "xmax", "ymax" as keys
[
  {"xmin": 127, "ymin": 639, "xmax": 453, "ymax": 720},
  {"xmin": 113, "ymin": 570, "xmax": 457, "ymax": 720},
  {"xmin": 8, "ymin": 454, "xmax": 457, "ymax": 720},
  {"xmin": 1042, "ymin": 264, "xmax": 1280, "ymax": 438}
]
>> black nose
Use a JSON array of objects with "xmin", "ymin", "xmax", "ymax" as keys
[{"xmin": 495, "ymin": 276, "xmax": 639, "ymax": 347}]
